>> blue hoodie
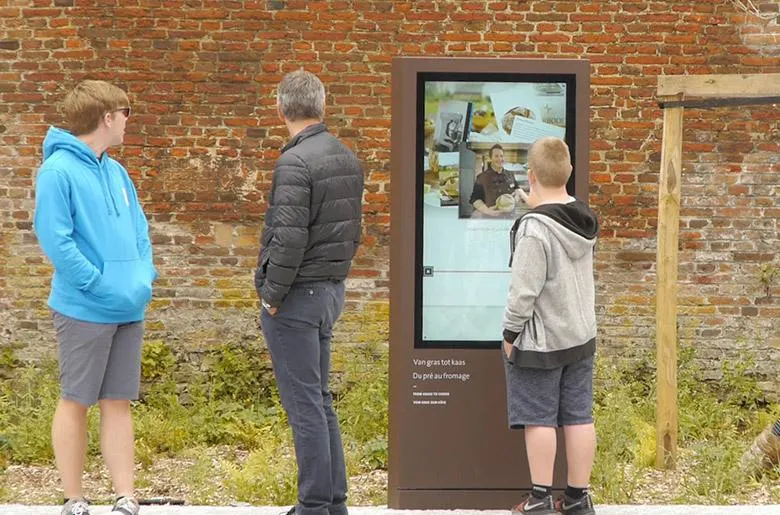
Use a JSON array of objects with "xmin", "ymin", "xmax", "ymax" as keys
[{"xmin": 34, "ymin": 127, "xmax": 157, "ymax": 323}]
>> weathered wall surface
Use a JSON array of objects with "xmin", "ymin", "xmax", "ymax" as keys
[{"xmin": 1, "ymin": 1, "xmax": 777, "ymax": 395}]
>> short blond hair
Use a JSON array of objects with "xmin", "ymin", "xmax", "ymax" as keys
[
  {"xmin": 527, "ymin": 136, "xmax": 572, "ymax": 187},
  {"xmin": 62, "ymin": 80, "xmax": 129, "ymax": 135}
]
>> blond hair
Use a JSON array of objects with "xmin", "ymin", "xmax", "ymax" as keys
[
  {"xmin": 527, "ymin": 136, "xmax": 572, "ymax": 188},
  {"xmin": 62, "ymin": 80, "xmax": 129, "ymax": 135}
]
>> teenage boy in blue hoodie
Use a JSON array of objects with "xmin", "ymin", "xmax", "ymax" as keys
[
  {"xmin": 503, "ymin": 137, "xmax": 598, "ymax": 515},
  {"xmin": 34, "ymin": 80, "xmax": 155, "ymax": 515}
]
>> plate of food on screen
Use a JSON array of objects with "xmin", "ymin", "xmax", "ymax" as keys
[{"xmin": 501, "ymin": 106, "xmax": 536, "ymax": 134}]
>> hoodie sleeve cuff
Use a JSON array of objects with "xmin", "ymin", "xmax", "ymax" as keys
[
  {"xmin": 259, "ymin": 281, "xmax": 285, "ymax": 309},
  {"xmin": 503, "ymin": 329, "xmax": 520, "ymax": 343}
]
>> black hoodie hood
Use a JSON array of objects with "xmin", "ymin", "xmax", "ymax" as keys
[{"xmin": 530, "ymin": 199, "xmax": 599, "ymax": 239}]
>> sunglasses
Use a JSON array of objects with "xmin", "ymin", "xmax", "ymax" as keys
[{"xmin": 114, "ymin": 107, "xmax": 131, "ymax": 118}]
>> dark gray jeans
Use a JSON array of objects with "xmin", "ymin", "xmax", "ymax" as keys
[{"xmin": 260, "ymin": 280, "xmax": 348, "ymax": 515}]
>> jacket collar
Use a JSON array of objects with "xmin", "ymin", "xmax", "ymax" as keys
[{"xmin": 282, "ymin": 122, "xmax": 328, "ymax": 153}]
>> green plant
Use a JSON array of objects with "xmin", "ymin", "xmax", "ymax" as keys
[
  {"xmin": 757, "ymin": 262, "xmax": 778, "ymax": 297},
  {"xmin": 177, "ymin": 448, "xmax": 229, "ymax": 504},
  {"xmin": 336, "ymin": 343, "xmax": 388, "ymax": 472},
  {"xmin": 141, "ymin": 340, "xmax": 176, "ymax": 383},
  {"xmin": 0, "ymin": 337, "xmax": 775, "ymax": 506},
  {"xmin": 591, "ymin": 356, "xmax": 652, "ymax": 503},
  {"xmin": 0, "ymin": 473, "xmax": 8, "ymax": 502},
  {"xmin": 678, "ymin": 438, "xmax": 748, "ymax": 503},
  {"xmin": 718, "ymin": 350, "xmax": 765, "ymax": 411},
  {"xmin": 0, "ymin": 346, "xmax": 20, "ymax": 371},
  {"xmin": 0, "ymin": 360, "xmax": 60, "ymax": 464},
  {"xmin": 590, "ymin": 342, "xmax": 778, "ymax": 505},
  {"xmin": 0, "ymin": 435, "xmax": 10, "ymax": 471},
  {"xmin": 206, "ymin": 342, "xmax": 276, "ymax": 407},
  {"xmin": 223, "ymin": 434, "xmax": 297, "ymax": 505}
]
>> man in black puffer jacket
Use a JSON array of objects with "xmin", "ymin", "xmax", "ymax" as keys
[{"xmin": 254, "ymin": 70, "xmax": 363, "ymax": 515}]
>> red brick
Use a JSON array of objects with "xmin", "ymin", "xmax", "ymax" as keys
[{"xmin": 0, "ymin": 1, "xmax": 775, "ymax": 396}]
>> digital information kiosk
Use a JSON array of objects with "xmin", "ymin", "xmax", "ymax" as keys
[{"xmin": 389, "ymin": 57, "xmax": 591, "ymax": 509}]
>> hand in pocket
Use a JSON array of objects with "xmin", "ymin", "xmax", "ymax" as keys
[
  {"xmin": 503, "ymin": 340, "xmax": 514, "ymax": 360},
  {"xmin": 91, "ymin": 259, "xmax": 152, "ymax": 311}
]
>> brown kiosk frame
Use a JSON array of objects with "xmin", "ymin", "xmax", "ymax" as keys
[{"xmin": 389, "ymin": 57, "xmax": 591, "ymax": 509}]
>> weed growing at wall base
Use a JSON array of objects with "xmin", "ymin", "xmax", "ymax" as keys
[
  {"xmin": 0, "ymin": 340, "xmax": 389, "ymax": 504},
  {"xmin": 0, "ymin": 341, "xmax": 776, "ymax": 504},
  {"xmin": 591, "ymin": 343, "xmax": 779, "ymax": 504}
]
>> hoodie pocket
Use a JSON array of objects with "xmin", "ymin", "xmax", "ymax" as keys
[
  {"xmin": 88, "ymin": 258, "xmax": 153, "ymax": 313},
  {"xmin": 517, "ymin": 311, "xmax": 547, "ymax": 352}
]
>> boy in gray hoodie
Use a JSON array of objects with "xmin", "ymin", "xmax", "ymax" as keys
[{"xmin": 502, "ymin": 137, "xmax": 598, "ymax": 515}]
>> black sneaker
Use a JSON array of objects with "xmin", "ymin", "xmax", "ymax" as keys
[
  {"xmin": 554, "ymin": 492, "xmax": 595, "ymax": 515},
  {"xmin": 510, "ymin": 494, "xmax": 557, "ymax": 514},
  {"xmin": 61, "ymin": 498, "xmax": 90, "ymax": 515}
]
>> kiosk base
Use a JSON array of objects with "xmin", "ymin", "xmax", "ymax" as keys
[{"xmin": 390, "ymin": 489, "xmax": 563, "ymax": 510}]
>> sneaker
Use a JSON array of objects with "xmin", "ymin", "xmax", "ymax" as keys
[
  {"xmin": 111, "ymin": 496, "xmax": 140, "ymax": 515},
  {"xmin": 554, "ymin": 492, "xmax": 596, "ymax": 515},
  {"xmin": 61, "ymin": 498, "xmax": 90, "ymax": 515},
  {"xmin": 510, "ymin": 494, "xmax": 557, "ymax": 514}
]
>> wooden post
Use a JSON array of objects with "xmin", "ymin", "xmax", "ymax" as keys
[{"xmin": 655, "ymin": 96, "xmax": 683, "ymax": 470}]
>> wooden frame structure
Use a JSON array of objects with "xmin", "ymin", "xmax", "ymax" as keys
[{"xmin": 654, "ymin": 73, "xmax": 780, "ymax": 469}]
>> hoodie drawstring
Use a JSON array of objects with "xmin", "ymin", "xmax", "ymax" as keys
[
  {"xmin": 99, "ymin": 158, "xmax": 120, "ymax": 216},
  {"xmin": 42, "ymin": 127, "xmax": 121, "ymax": 217}
]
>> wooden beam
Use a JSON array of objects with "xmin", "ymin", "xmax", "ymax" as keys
[
  {"xmin": 658, "ymin": 96, "xmax": 780, "ymax": 109},
  {"xmin": 657, "ymin": 73, "xmax": 780, "ymax": 98},
  {"xmin": 656, "ymin": 97, "xmax": 683, "ymax": 470}
]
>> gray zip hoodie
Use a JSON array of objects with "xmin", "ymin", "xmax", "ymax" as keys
[{"xmin": 503, "ymin": 199, "xmax": 599, "ymax": 369}]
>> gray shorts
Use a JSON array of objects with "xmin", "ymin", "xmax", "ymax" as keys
[
  {"xmin": 52, "ymin": 311, "xmax": 143, "ymax": 406},
  {"xmin": 503, "ymin": 354, "xmax": 594, "ymax": 428}
]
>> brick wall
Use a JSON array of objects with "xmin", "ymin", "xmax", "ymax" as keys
[{"xmin": 1, "ymin": 1, "xmax": 777, "ymax": 395}]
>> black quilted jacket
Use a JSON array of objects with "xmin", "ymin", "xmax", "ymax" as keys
[{"xmin": 254, "ymin": 123, "xmax": 363, "ymax": 307}]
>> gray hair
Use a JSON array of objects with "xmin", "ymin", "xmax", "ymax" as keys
[{"xmin": 277, "ymin": 70, "xmax": 325, "ymax": 121}]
